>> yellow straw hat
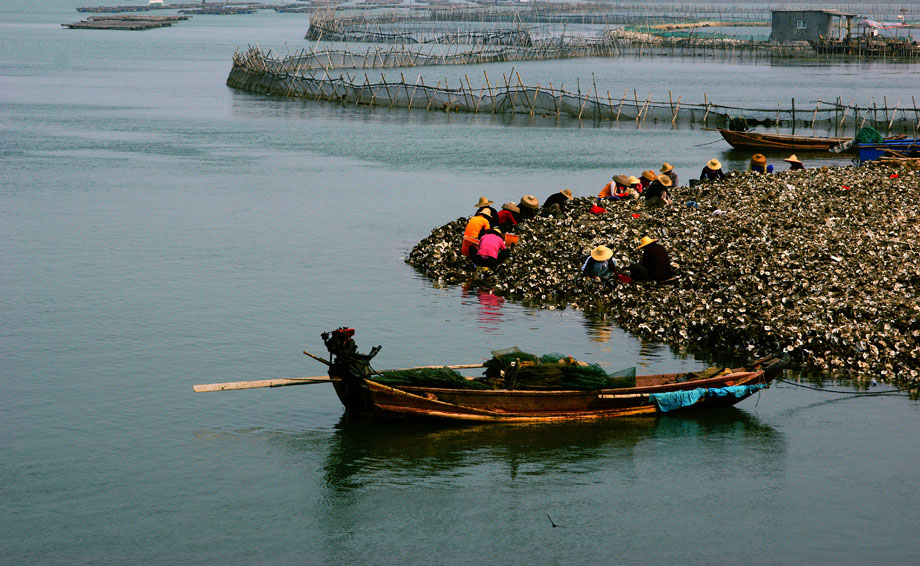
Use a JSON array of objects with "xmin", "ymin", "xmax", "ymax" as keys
[
  {"xmin": 490, "ymin": 227, "xmax": 502, "ymax": 236},
  {"xmin": 637, "ymin": 236, "xmax": 657, "ymax": 249},
  {"xmin": 590, "ymin": 245, "xmax": 614, "ymax": 261},
  {"xmin": 641, "ymin": 170, "xmax": 657, "ymax": 182},
  {"xmin": 478, "ymin": 208, "xmax": 492, "ymax": 217},
  {"xmin": 751, "ymin": 153, "xmax": 767, "ymax": 166},
  {"xmin": 660, "ymin": 162, "xmax": 674, "ymax": 173},
  {"xmin": 474, "ymin": 196, "xmax": 494, "ymax": 208},
  {"xmin": 707, "ymin": 158, "xmax": 721, "ymax": 170},
  {"xmin": 657, "ymin": 174, "xmax": 673, "ymax": 187},
  {"xmin": 561, "ymin": 188, "xmax": 574, "ymax": 199},
  {"xmin": 501, "ymin": 202, "xmax": 520, "ymax": 213},
  {"xmin": 627, "ymin": 176, "xmax": 641, "ymax": 185},
  {"xmin": 613, "ymin": 174, "xmax": 630, "ymax": 185},
  {"xmin": 784, "ymin": 154, "xmax": 802, "ymax": 164},
  {"xmin": 521, "ymin": 195, "xmax": 539, "ymax": 209}
]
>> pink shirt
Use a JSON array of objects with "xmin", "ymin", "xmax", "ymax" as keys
[{"xmin": 476, "ymin": 233, "xmax": 506, "ymax": 259}]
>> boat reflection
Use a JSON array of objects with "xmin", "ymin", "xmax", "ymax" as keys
[{"xmin": 312, "ymin": 408, "xmax": 783, "ymax": 492}]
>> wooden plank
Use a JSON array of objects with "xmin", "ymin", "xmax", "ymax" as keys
[{"xmin": 193, "ymin": 377, "xmax": 333, "ymax": 393}]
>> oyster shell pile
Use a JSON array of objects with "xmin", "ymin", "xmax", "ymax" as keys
[{"xmin": 407, "ymin": 163, "xmax": 920, "ymax": 385}]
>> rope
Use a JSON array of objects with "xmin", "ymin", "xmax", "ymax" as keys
[{"xmin": 776, "ymin": 378, "xmax": 910, "ymax": 396}]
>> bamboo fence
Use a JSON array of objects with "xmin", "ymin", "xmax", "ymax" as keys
[{"xmin": 228, "ymin": 46, "xmax": 920, "ymax": 134}]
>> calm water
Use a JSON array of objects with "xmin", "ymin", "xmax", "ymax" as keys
[{"xmin": 2, "ymin": 3, "xmax": 919, "ymax": 564}]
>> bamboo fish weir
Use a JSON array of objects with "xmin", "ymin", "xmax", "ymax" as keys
[{"xmin": 227, "ymin": 46, "xmax": 920, "ymax": 134}]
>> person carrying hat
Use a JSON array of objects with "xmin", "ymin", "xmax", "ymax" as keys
[
  {"xmin": 542, "ymin": 188, "xmax": 574, "ymax": 216},
  {"xmin": 461, "ymin": 208, "xmax": 492, "ymax": 257},
  {"xmin": 625, "ymin": 236, "xmax": 675, "ymax": 282},
  {"xmin": 474, "ymin": 196, "xmax": 499, "ymax": 224},
  {"xmin": 472, "ymin": 227, "xmax": 509, "ymax": 270},
  {"xmin": 749, "ymin": 153, "xmax": 773, "ymax": 174},
  {"xmin": 582, "ymin": 245, "xmax": 618, "ymax": 280},
  {"xmin": 700, "ymin": 158, "xmax": 726, "ymax": 182},
  {"xmin": 644, "ymin": 175, "xmax": 674, "ymax": 208},
  {"xmin": 660, "ymin": 163, "xmax": 678, "ymax": 186},
  {"xmin": 517, "ymin": 195, "xmax": 540, "ymax": 222},
  {"xmin": 784, "ymin": 154, "xmax": 805, "ymax": 170}
]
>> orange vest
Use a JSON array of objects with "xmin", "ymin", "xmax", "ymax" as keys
[
  {"xmin": 598, "ymin": 181, "xmax": 614, "ymax": 198},
  {"xmin": 461, "ymin": 215, "xmax": 491, "ymax": 256}
]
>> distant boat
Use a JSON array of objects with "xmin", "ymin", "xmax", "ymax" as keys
[{"xmin": 718, "ymin": 128, "xmax": 851, "ymax": 152}]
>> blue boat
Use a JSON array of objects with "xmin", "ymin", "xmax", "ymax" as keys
[{"xmin": 858, "ymin": 138, "xmax": 920, "ymax": 163}]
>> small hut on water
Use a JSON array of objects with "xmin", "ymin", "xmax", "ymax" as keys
[{"xmin": 769, "ymin": 9, "xmax": 857, "ymax": 44}]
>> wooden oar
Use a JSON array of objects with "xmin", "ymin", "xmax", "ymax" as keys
[
  {"xmin": 193, "ymin": 376, "xmax": 332, "ymax": 393},
  {"xmin": 194, "ymin": 364, "xmax": 486, "ymax": 393}
]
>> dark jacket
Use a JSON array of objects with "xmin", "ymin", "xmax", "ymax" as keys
[
  {"xmin": 700, "ymin": 167, "xmax": 725, "ymax": 182},
  {"xmin": 542, "ymin": 192, "xmax": 571, "ymax": 212},
  {"xmin": 640, "ymin": 242, "xmax": 675, "ymax": 281}
]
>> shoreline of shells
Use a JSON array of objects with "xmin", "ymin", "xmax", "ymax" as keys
[{"xmin": 406, "ymin": 163, "xmax": 920, "ymax": 385}]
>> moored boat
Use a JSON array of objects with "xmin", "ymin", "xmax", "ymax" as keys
[
  {"xmin": 856, "ymin": 138, "xmax": 920, "ymax": 164},
  {"xmin": 718, "ymin": 128, "xmax": 851, "ymax": 152},
  {"xmin": 320, "ymin": 328, "xmax": 788, "ymax": 423}
]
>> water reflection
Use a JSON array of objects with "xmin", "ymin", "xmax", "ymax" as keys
[
  {"xmin": 461, "ymin": 284, "xmax": 505, "ymax": 334},
  {"xmin": 304, "ymin": 409, "xmax": 783, "ymax": 493}
]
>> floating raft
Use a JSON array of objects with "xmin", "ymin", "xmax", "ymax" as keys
[{"xmin": 63, "ymin": 15, "xmax": 190, "ymax": 30}]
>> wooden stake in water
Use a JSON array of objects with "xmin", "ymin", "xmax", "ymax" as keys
[{"xmin": 888, "ymin": 97, "xmax": 901, "ymax": 131}]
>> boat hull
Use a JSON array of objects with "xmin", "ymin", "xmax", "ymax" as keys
[
  {"xmin": 718, "ymin": 128, "xmax": 849, "ymax": 152},
  {"xmin": 857, "ymin": 139, "xmax": 920, "ymax": 163},
  {"xmin": 331, "ymin": 367, "xmax": 775, "ymax": 423}
]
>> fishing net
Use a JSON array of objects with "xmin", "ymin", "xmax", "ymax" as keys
[
  {"xmin": 855, "ymin": 126, "xmax": 884, "ymax": 144},
  {"xmin": 373, "ymin": 367, "xmax": 490, "ymax": 390},
  {"xmin": 484, "ymin": 348, "xmax": 636, "ymax": 390}
]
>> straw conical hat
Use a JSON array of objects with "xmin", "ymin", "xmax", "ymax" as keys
[
  {"xmin": 590, "ymin": 245, "xmax": 614, "ymax": 261},
  {"xmin": 475, "ymin": 196, "xmax": 494, "ymax": 207},
  {"xmin": 637, "ymin": 236, "xmax": 657, "ymax": 249}
]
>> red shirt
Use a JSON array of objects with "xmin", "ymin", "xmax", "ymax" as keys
[{"xmin": 497, "ymin": 209, "xmax": 517, "ymax": 225}]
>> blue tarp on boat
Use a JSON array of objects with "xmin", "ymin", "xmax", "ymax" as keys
[{"xmin": 649, "ymin": 383, "xmax": 766, "ymax": 413}]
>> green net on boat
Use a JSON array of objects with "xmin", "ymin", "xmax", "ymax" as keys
[
  {"xmin": 373, "ymin": 367, "xmax": 489, "ymax": 389},
  {"xmin": 484, "ymin": 349, "xmax": 637, "ymax": 390},
  {"xmin": 854, "ymin": 126, "xmax": 884, "ymax": 144}
]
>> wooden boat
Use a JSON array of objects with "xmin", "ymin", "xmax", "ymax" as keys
[
  {"xmin": 857, "ymin": 138, "xmax": 920, "ymax": 164},
  {"xmin": 718, "ymin": 128, "xmax": 850, "ymax": 152},
  {"xmin": 318, "ymin": 328, "xmax": 787, "ymax": 423}
]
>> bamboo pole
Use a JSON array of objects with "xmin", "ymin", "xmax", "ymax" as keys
[
  {"xmin": 592, "ymin": 73, "xmax": 600, "ymax": 121},
  {"xmin": 193, "ymin": 377, "xmax": 332, "ymax": 393},
  {"xmin": 888, "ymin": 97, "xmax": 901, "ymax": 131},
  {"xmin": 811, "ymin": 97, "xmax": 821, "ymax": 130},
  {"xmin": 407, "ymin": 74, "xmax": 421, "ymax": 110},
  {"xmin": 483, "ymin": 70, "xmax": 495, "ymax": 113},
  {"xmin": 672, "ymin": 96, "xmax": 681, "ymax": 125},
  {"xmin": 616, "ymin": 88, "xmax": 627, "ymax": 121},
  {"xmin": 466, "ymin": 74, "xmax": 480, "ymax": 113},
  {"xmin": 517, "ymin": 72, "xmax": 535, "ymax": 116},
  {"xmin": 634, "ymin": 89, "xmax": 640, "ymax": 122}
]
